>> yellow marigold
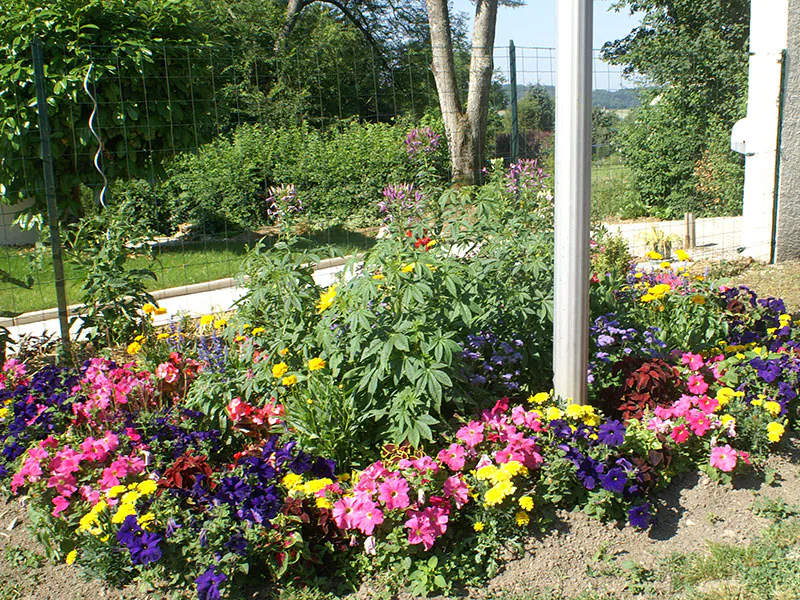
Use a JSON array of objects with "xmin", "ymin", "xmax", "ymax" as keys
[
  {"xmin": 213, "ymin": 319, "xmax": 227, "ymax": 330},
  {"xmin": 136, "ymin": 480, "xmax": 158, "ymax": 495},
  {"xmin": 199, "ymin": 315, "xmax": 214, "ymax": 326},
  {"xmin": 764, "ymin": 401, "xmax": 782, "ymax": 417},
  {"xmin": 272, "ymin": 362, "xmax": 289, "ymax": 379},
  {"xmin": 529, "ymin": 392, "xmax": 549, "ymax": 405},
  {"xmin": 566, "ymin": 404, "xmax": 584, "ymax": 420},
  {"xmin": 545, "ymin": 406, "xmax": 563, "ymax": 421},
  {"xmin": 65, "ymin": 550, "xmax": 77, "ymax": 565},
  {"xmin": 154, "ymin": 307, "xmax": 167, "ymax": 315},
  {"xmin": 489, "ymin": 468, "xmax": 512, "ymax": 485},
  {"xmin": 484, "ymin": 480, "xmax": 516, "ymax": 507},
  {"xmin": 476, "ymin": 465, "xmax": 498, "ymax": 481},
  {"xmin": 142, "ymin": 303, "xmax": 156, "ymax": 315},
  {"xmin": 400, "ymin": 263, "xmax": 416, "ymax": 273},
  {"xmin": 0, "ymin": 408, "xmax": 9, "ymax": 420},
  {"xmin": 316, "ymin": 497, "xmax": 333, "ymax": 509},
  {"xmin": 316, "ymin": 284, "xmax": 338, "ymax": 314},
  {"xmin": 78, "ymin": 511, "xmax": 99, "ymax": 532},
  {"xmin": 473, "ymin": 522, "xmax": 485, "ymax": 532},
  {"xmin": 303, "ymin": 478, "xmax": 333, "ymax": 495},
  {"xmin": 251, "ymin": 327, "xmax": 266, "ymax": 335},
  {"xmin": 138, "ymin": 512, "xmax": 156, "ymax": 530},
  {"xmin": 372, "ymin": 273, "xmax": 385, "ymax": 280},
  {"xmin": 716, "ymin": 387, "xmax": 736, "ymax": 406},
  {"xmin": 121, "ymin": 490, "xmax": 141, "ymax": 505},
  {"xmin": 767, "ymin": 421, "xmax": 785, "ymax": 443},
  {"xmin": 282, "ymin": 473, "xmax": 303, "ymax": 492},
  {"xmin": 719, "ymin": 414, "xmax": 736, "ymax": 428},
  {"xmin": 515, "ymin": 510, "xmax": 530, "ymax": 526},
  {"xmin": 640, "ymin": 294, "xmax": 655, "ymax": 303},
  {"xmin": 501, "ymin": 460, "xmax": 526, "ymax": 478},
  {"xmin": 282, "ymin": 374, "xmax": 298, "ymax": 386},
  {"xmin": 308, "ymin": 357, "xmax": 326, "ymax": 371},
  {"xmin": 646, "ymin": 250, "xmax": 663, "ymax": 260},
  {"xmin": 691, "ymin": 295, "xmax": 706, "ymax": 305},
  {"xmin": 157, "ymin": 332, "xmax": 169, "ymax": 340},
  {"xmin": 126, "ymin": 341, "xmax": 142, "ymax": 355},
  {"xmin": 649, "ymin": 283, "xmax": 671, "ymax": 297},
  {"xmin": 660, "ymin": 261, "xmax": 672, "ymax": 269},
  {"xmin": 519, "ymin": 496, "xmax": 534, "ymax": 511},
  {"xmin": 634, "ymin": 272, "xmax": 643, "ymax": 279},
  {"xmin": 675, "ymin": 249, "xmax": 691, "ymax": 261},
  {"xmin": 111, "ymin": 503, "xmax": 137, "ymax": 525}
]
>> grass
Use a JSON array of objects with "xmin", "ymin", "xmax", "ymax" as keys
[
  {"xmin": 591, "ymin": 154, "xmax": 649, "ymax": 222},
  {"xmin": 0, "ymin": 228, "xmax": 377, "ymax": 317}
]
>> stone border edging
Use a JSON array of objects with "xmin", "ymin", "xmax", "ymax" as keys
[{"xmin": 0, "ymin": 255, "xmax": 350, "ymax": 329}]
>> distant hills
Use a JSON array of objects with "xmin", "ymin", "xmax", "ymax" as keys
[{"xmin": 501, "ymin": 84, "xmax": 643, "ymax": 110}]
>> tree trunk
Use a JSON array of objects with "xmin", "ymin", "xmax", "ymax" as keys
[{"xmin": 425, "ymin": 0, "xmax": 498, "ymax": 184}]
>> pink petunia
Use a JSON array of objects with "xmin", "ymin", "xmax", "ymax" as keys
[
  {"xmin": 670, "ymin": 424, "xmax": 690, "ymax": 444},
  {"xmin": 687, "ymin": 410, "xmax": 712, "ymax": 436},
  {"xmin": 437, "ymin": 444, "xmax": 466, "ymax": 471},
  {"xmin": 377, "ymin": 476, "xmax": 411, "ymax": 510},
  {"xmin": 51, "ymin": 496, "xmax": 70, "ymax": 517},
  {"xmin": 695, "ymin": 395, "xmax": 719, "ymax": 414},
  {"xmin": 404, "ymin": 513, "xmax": 437, "ymax": 550},
  {"xmin": 411, "ymin": 455, "xmax": 439, "ymax": 474},
  {"xmin": 443, "ymin": 475, "xmax": 469, "ymax": 508},
  {"xmin": 687, "ymin": 374, "xmax": 709, "ymax": 395},
  {"xmin": 681, "ymin": 352, "xmax": 704, "ymax": 371},
  {"xmin": 332, "ymin": 496, "xmax": 360, "ymax": 530},
  {"xmin": 456, "ymin": 421, "xmax": 484, "ymax": 448},
  {"xmin": 709, "ymin": 444, "xmax": 737, "ymax": 472},
  {"xmin": 352, "ymin": 500, "xmax": 384, "ymax": 536}
]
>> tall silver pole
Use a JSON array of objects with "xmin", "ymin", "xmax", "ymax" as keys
[{"xmin": 553, "ymin": 0, "xmax": 592, "ymax": 404}]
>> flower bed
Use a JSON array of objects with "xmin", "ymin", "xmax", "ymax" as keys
[{"xmin": 1, "ymin": 165, "xmax": 798, "ymax": 598}]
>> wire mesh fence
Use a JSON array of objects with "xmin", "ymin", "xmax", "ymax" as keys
[{"xmin": 1, "ymin": 39, "xmax": 756, "ymax": 336}]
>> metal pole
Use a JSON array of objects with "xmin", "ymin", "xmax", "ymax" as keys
[
  {"xmin": 553, "ymin": 0, "xmax": 592, "ymax": 405},
  {"xmin": 509, "ymin": 40, "xmax": 519, "ymax": 163},
  {"xmin": 32, "ymin": 38, "xmax": 71, "ymax": 356}
]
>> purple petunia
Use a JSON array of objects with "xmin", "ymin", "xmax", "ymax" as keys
[
  {"xmin": 196, "ymin": 567, "xmax": 227, "ymax": 600},
  {"xmin": 597, "ymin": 420, "xmax": 626, "ymax": 447},
  {"xmin": 600, "ymin": 467, "xmax": 627, "ymax": 495},
  {"xmin": 628, "ymin": 503, "xmax": 652, "ymax": 529}
]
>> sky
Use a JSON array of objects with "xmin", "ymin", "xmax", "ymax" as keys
[{"xmin": 451, "ymin": 0, "xmax": 643, "ymax": 89}]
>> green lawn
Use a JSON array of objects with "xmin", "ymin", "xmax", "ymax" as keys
[
  {"xmin": 0, "ymin": 229, "xmax": 376, "ymax": 317},
  {"xmin": 591, "ymin": 154, "xmax": 648, "ymax": 221}
]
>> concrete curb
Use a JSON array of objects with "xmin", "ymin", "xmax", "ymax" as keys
[{"xmin": 0, "ymin": 255, "xmax": 351, "ymax": 329}]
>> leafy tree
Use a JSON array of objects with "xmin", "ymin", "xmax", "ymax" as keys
[
  {"xmin": 506, "ymin": 84, "xmax": 554, "ymax": 133},
  {"xmin": 0, "ymin": 0, "xmax": 220, "ymax": 215},
  {"xmin": 602, "ymin": 0, "xmax": 749, "ymax": 216}
]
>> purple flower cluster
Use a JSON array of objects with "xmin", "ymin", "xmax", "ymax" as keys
[
  {"xmin": 266, "ymin": 184, "xmax": 303, "ymax": 222},
  {"xmin": 588, "ymin": 315, "xmax": 666, "ymax": 383},
  {"xmin": 0, "ymin": 366, "xmax": 79, "ymax": 479},
  {"xmin": 197, "ymin": 330, "xmax": 227, "ymax": 374},
  {"xmin": 117, "ymin": 515, "xmax": 164, "ymax": 565},
  {"xmin": 377, "ymin": 183, "xmax": 425, "ymax": 225},
  {"xmin": 405, "ymin": 127, "xmax": 441, "ymax": 158},
  {"xmin": 460, "ymin": 331, "xmax": 525, "ymax": 393},
  {"xmin": 196, "ymin": 566, "xmax": 227, "ymax": 600},
  {"xmin": 505, "ymin": 159, "xmax": 548, "ymax": 195}
]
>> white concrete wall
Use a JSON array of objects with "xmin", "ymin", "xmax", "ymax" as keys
[
  {"xmin": 0, "ymin": 199, "xmax": 38, "ymax": 246},
  {"xmin": 738, "ymin": 0, "xmax": 789, "ymax": 261}
]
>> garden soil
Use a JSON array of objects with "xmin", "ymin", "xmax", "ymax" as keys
[{"xmin": 2, "ymin": 436, "xmax": 800, "ymax": 600}]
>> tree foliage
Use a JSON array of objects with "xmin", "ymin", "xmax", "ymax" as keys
[{"xmin": 602, "ymin": 0, "xmax": 749, "ymax": 216}]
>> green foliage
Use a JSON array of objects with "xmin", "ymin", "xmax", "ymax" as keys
[
  {"xmin": 163, "ymin": 120, "xmax": 443, "ymax": 233},
  {"xmin": 0, "ymin": 0, "xmax": 218, "ymax": 214},
  {"xmin": 604, "ymin": 0, "xmax": 749, "ymax": 217},
  {"xmin": 108, "ymin": 179, "xmax": 172, "ymax": 237},
  {"xmin": 509, "ymin": 85, "xmax": 555, "ymax": 133},
  {"xmin": 68, "ymin": 209, "xmax": 156, "ymax": 346}
]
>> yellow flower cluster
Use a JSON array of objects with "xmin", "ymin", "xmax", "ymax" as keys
[
  {"xmin": 316, "ymin": 284, "xmax": 338, "ymax": 314},
  {"xmin": 142, "ymin": 303, "xmax": 167, "ymax": 317},
  {"xmin": 476, "ymin": 461, "xmax": 528, "ymax": 508},
  {"xmin": 767, "ymin": 421, "xmax": 786, "ymax": 443},
  {"xmin": 106, "ymin": 479, "xmax": 158, "ymax": 528},
  {"xmin": 308, "ymin": 357, "xmax": 326, "ymax": 371},
  {"xmin": 272, "ymin": 362, "xmax": 288, "ymax": 379},
  {"xmin": 127, "ymin": 335, "xmax": 146, "ymax": 355},
  {"xmin": 640, "ymin": 283, "xmax": 671, "ymax": 303},
  {"xmin": 78, "ymin": 500, "xmax": 108, "ymax": 536},
  {"xmin": 565, "ymin": 403, "xmax": 601, "ymax": 427},
  {"xmin": 282, "ymin": 473, "xmax": 334, "ymax": 508}
]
